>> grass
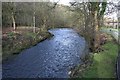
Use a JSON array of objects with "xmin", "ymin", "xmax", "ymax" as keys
[
  {"xmin": 2, "ymin": 27, "xmax": 53, "ymax": 61},
  {"xmin": 101, "ymin": 27, "xmax": 119, "ymax": 32},
  {"xmin": 82, "ymin": 41, "xmax": 118, "ymax": 78}
]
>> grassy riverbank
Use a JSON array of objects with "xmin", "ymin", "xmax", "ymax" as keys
[
  {"xmin": 2, "ymin": 27, "xmax": 53, "ymax": 61},
  {"xmin": 70, "ymin": 34, "xmax": 118, "ymax": 78},
  {"xmin": 82, "ymin": 41, "xmax": 118, "ymax": 78}
]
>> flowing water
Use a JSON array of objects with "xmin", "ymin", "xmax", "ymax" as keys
[{"xmin": 2, "ymin": 28, "xmax": 88, "ymax": 78}]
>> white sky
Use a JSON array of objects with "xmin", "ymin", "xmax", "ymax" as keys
[
  {"xmin": 58, "ymin": 0, "xmax": 71, "ymax": 5},
  {"xmin": 50, "ymin": 0, "xmax": 72, "ymax": 5},
  {"xmin": 105, "ymin": 12, "xmax": 118, "ymax": 20}
]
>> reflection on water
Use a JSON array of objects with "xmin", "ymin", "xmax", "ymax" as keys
[{"xmin": 2, "ymin": 28, "xmax": 88, "ymax": 78}]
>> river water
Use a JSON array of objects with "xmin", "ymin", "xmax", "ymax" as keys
[{"xmin": 2, "ymin": 28, "xmax": 88, "ymax": 78}]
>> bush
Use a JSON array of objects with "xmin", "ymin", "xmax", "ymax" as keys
[{"xmin": 7, "ymin": 32, "xmax": 15, "ymax": 39}]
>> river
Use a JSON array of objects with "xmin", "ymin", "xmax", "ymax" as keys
[{"xmin": 2, "ymin": 28, "xmax": 88, "ymax": 78}]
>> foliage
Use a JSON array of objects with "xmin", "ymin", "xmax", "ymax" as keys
[
  {"xmin": 2, "ymin": 2, "xmax": 74, "ymax": 28},
  {"xmin": 7, "ymin": 32, "xmax": 15, "ymax": 39},
  {"xmin": 26, "ymin": 32, "xmax": 37, "ymax": 39}
]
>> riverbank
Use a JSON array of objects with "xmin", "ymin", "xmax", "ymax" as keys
[
  {"xmin": 70, "ymin": 33, "xmax": 118, "ymax": 78},
  {"xmin": 2, "ymin": 28, "xmax": 88, "ymax": 78},
  {"xmin": 100, "ymin": 27, "xmax": 119, "ymax": 44},
  {"xmin": 2, "ymin": 27, "xmax": 53, "ymax": 61}
]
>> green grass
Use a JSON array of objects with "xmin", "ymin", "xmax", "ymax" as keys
[
  {"xmin": 82, "ymin": 41, "xmax": 118, "ymax": 78},
  {"xmin": 101, "ymin": 27, "xmax": 119, "ymax": 32},
  {"xmin": 2, "ymin": 30, "xmax": 52, "ymax": 61}
]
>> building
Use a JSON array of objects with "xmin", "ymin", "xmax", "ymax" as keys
[{"xmin": 104, "ymin": 17, "xmax": 119, "ymax": 29}]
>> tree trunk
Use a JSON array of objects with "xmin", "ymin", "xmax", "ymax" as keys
[
  {"xmin": 33, "ymin": 2, "xmax": 36, "ymax": 33},
  {"xmin": 98, "ymin": 15, "xmax": 104, "ymax": 29},
  {"xmin": 33, "ymin": 12, "xmax": 35, "ymax": 33},
  {"xmin": 43, "ymin": 16, "xmax": 46, "ymax": 29},
  {"xmin": 89, "ymin": 12, "xmax": 95, "ymax": 52},
  {"xmin": 11, "ymin": 13, "xmax": 16, "ymax": 31},
  {"xmin": 84, "ymin": 9, "xmax": 95, "ymax": 52},
  {"xmin": 93, "ymin": 11, "xmax": 100, "ymax": 52}
]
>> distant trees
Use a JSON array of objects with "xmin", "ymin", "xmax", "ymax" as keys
[
  {"xmin": 2, "ymin": 1, "xmax": 108, "ymax": 52},
  {"xmin": 2, "ymin": 2, "xmax": 33, "ymax": 28},
  {"xmin": 2, "ymin": 2, "xmax": 71, "ymax": 32}
]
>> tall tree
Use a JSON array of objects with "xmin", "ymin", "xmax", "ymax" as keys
[
  {"xmin": 89, "ymin": 2, "xmax": 107, "ymax": 52},
  {"xmin": 2, "ymin": 2, "xmax": 16, "ymax": 30},
  {"xmin": 33, "ymin": 2, "xmax": 36, "ymax": 33},
  {"xmin": 69, "ymin": 1, "xmax": 107, "ymax": 52},
  {"xmin": 10, "ymin": 2, "xmax": 16, "ymax": 31}
]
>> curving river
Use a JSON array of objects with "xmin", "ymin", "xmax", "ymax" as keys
[{"xmin": 2, "ymin": 28, "xmax": 88, "ymax": 78}]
